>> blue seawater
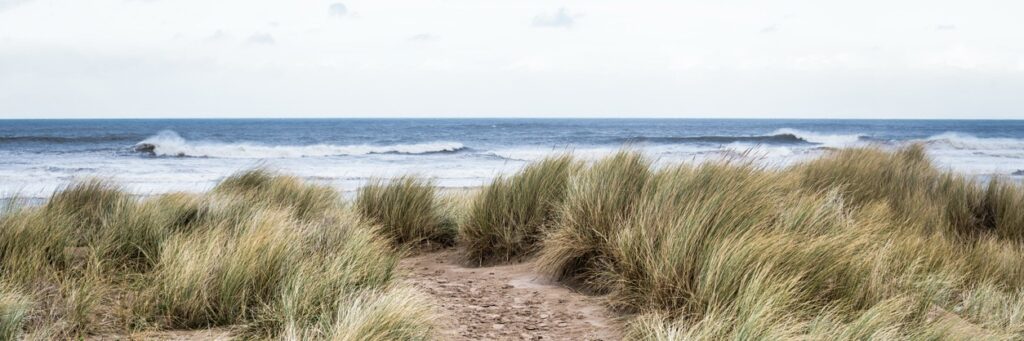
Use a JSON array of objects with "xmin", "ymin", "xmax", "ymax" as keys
[{"xmin": 1, "ymin": 119, "xmax": 1022, "ymax": 198}]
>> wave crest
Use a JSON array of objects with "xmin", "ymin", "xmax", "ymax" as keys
[
  {"xmin": 619, "ymin": 134, "xmax": 809, "ymax": 145},
  {"xmin": 769, "ymin": 128, "xmax": 864, "ymax": 147},
  {"xmin": 134, "ymin": 131, "xmax": 466, "ymax": 158},
  {"xmin": 618, "ymin": 128, "xmax": 864, "ymax": 148},
  {"xmin": 925, "ymin": 132, "xmax": 1024, "ymax": 150}
]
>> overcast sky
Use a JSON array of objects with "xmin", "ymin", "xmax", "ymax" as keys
[{"xmin": 1, "ymin": 0, "xmax": 1022, "ymax": 119}]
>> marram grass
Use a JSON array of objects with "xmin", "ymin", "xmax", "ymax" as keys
[
  {"xmin": 356, "ymin": 176, "xmax": 456, "ymax": 247},
  {"xmin": 2, "ymin": 147, "xmax": 1024, "ymax": 340},
  {"xmin": 454, "ymin": 146, "xmax": 1024, "ymax": 340},
  {"xmin": 0, "ymin": 282, "xmax": 30, "ymax": 341},
  {"xmin": 536, "ymin": 150, "xmax": 652, "ymax": 286},
  {"xmin": 0, "ymin": 170, "xmax": 434, "ymax": 340},
  {"xmin": 536, "ymin": 146, "xmax": 1024, "ymax": 340},
  {"xmin": 460, "ymin": 155, "xmax": 579, "ymax": 263}
]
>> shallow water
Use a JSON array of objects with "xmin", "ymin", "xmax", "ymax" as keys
[{"xmin": 2, "ymin": 118, "xmax": 1023, "ymax": 199}]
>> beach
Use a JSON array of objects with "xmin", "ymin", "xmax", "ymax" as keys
[
  {"xmin": 4, "ymin": 0, "xmax": 1022, "ymax": 337},
  {"xmin": 2, "ymin": 143, "xmax": 1024, "ymax": 339}
]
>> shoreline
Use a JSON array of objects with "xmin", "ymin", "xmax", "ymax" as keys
[{"xmin": 3, "ymin": 146, "xmax": 1024, "ymax": 339}]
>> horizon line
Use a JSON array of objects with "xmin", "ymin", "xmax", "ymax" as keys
[{"xmin": 1, "ymin": 115, "xmax": 1022, "ymax": 121}]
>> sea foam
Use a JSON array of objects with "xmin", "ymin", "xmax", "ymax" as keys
[
  {"xmin": 136, "ymin": 130, "xmax": 466, "ymax": 158},
  {"xmin": 924, "ymin": 132, "xmax": 1024, "ymax": 150},
  {"xmin": 770, "ymin": 128, "xmax": 864, "ymax": 148}
]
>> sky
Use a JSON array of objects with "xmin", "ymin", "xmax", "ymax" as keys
[{"xmin": 0, "ymin": 0, "xmax": 1022, "ymax": 119}]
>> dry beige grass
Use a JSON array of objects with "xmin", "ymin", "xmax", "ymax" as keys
[
  {"xmin": 3, "ymin": 147, "xmax": 1024, "ymax": 340},
  {"xmin": 460, "ymin": 155, "xmax": 579, "ymax": 263},
  {"xmin": 357, "ymin": 176, "xmax": 456, "ymax": 247},
  {"xmin": 0, "ymin": 170, "xmax": 434, "ymax": 340},
  {"xmin": 463, "ymin": 146, "xmax": 1024, "ymax": 340}
]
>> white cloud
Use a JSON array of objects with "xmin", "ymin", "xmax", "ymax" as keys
[
  {"xmin": 328, "ymin": 3, "xmax": 347, "ymax": 17},
  {"xmin": 246, "ymin": 33, "xmax": 274, "ymax": 45},
  {"xmin": 204, "ymin": 30, "xmax": 229, "ymax": 43},
  {"xmin": 407, "ymin": 33, "xmax": 439, "ymax": 42},
  {"xmin": 0, "ymin": 0, "xmax": 1022, "ymax": 118},
  {"xmin": 760, "ymin": 24, "xmax": 779, "ymax": 33},
  {"xmin": 532, "ymin": 8, "xmax": 577, "ymax": 28},
  {"xmin": 0, "ymin": 0, "xmax": 31, "ymax": 11}
]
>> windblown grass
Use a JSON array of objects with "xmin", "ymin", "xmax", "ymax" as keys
[
  {"xmin": 357, "ymin": 176, "xmax": 455, "ymax": 246},
  {"xmin": 281, "ymin": 287, "xmax": 434, "ymax": 341},
  {"xmin": 0, "ymin": 170, "xmax": 434, "ymax": 339},
  {"xmin": 3, "ymin": 147, "xmax": 1024, "ymax": 340},
  {"xmin": 528, "ymin": 146, "xmax": 1024, "ymax": 340},
  {"xmin": 796, "ymin": 145, "xmax": 1024, "ymax": 241},
  {"xmin": 213, "ymin": 169, "xmax": 340, "ymax": 221},
  {"xmin": 0, "ymin": 282, "xmax": 30, "ymax": 341},
  {"xmin": 460, "ymin": 155, "xmax": 578, "ymax": 263},
  {"xmin": 536, "ymin": 150, "xmax": 652, "ymax": 286}
]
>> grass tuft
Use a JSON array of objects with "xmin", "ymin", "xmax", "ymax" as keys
[
  {"xmin": 356, "ymin": 176, "xmax": 455, "ymax": 246},
  {"xmin": 536, "ymin": 150, "xmax": 651, "ymax": 287},
  {"xmin": 460, "ymin": 155, "xmax": 578, "ymax": 263},
  {"xmin": 0, "ymin": 283, "xmax": 31, "ymax": 341},
  {"xmin": 214, "ymin": 169, "xmax": 339, "ymax": 221},
  {"xmin": 533, "ymin": 146, "xmax": 1024, "ymax": 339},
  {"xmin": 4, "ymin": 146, "xmax": 1024, "ymax": 339},
  {"xmin": 0, "ymin": 170, "xmax": 436, "ymax": 339}
]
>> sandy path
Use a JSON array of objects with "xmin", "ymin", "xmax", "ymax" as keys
[{"xmin": 400, "ymin": 249, "xmax": 622, "ymax": 341}]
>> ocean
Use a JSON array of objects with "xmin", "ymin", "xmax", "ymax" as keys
[{"xmin": 1, "ymin": 119, "xmax": 1023, "ymax": 200}]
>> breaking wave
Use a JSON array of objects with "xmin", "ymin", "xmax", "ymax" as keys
[
  {"xmin": 134, "ymin": 131, "xmax": 466, "ymax": 158},
  {"xmin": 618, "ymin": 134, "xmax": 809, "ymax": 145},
  {"xmin": 924, "ymin": 132, "xmax": 1024, "ymax": 150},
  {"xmin": 617, "ymin": 128, "xmax": 865, "ymax": 148},
  {"xmin": 769, "ymin": 129, "xmax": 865, "ymax": 147}
]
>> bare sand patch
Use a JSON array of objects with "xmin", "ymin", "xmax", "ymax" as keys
[{"xmin": 401, "ymin": 249, "xmax": 621, "ymax": 341}]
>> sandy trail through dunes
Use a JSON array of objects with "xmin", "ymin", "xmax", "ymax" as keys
[{"xmin": 400, "ymin": 249, "xmax": 622, "ymax": 341}]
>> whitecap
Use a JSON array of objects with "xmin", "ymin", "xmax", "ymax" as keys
[
  {"xmin": 770, "ymin": 128, "xmax": 865, "ymax": 148},
  {"xmin": 135, "ymin": 130, "xmax": 466, "ymax": 158}
]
